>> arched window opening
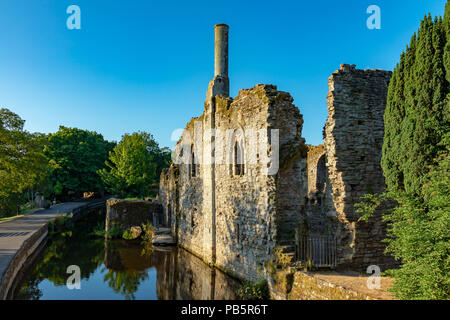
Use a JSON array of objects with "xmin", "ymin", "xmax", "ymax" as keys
[
  {"xmin": 190, "ymin": 145, "xmax": 197, "ymax": 177},
  {"xmin": 234, "ymin": 140, "xmax": 245, "ymax": 176},
  {"xmin": 316, "ymin": 155, "xmax": 326, "ymax": 192}
]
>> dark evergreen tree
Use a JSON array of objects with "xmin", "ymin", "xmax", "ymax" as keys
[{"xmin": 382, "ymin": 7, "xmax": 450, "ymax": 196}]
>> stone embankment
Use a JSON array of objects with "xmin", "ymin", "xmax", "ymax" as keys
[
  {"xmin": 105, "ymin": 198, "xmax": 163, "ymax": 232},
  {"xmin": 105, "ymin": 198, "xmax": 175, "ymax": 245}
]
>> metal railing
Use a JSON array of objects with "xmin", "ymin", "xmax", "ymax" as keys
[{"xmin": 297, "ymin": 235, "xmax": 337, "ymax": 268}]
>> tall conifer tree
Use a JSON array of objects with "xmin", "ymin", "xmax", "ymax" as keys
[{"xmin": 382, "ymin": 8, "xmax": 450, "ymax": 196}]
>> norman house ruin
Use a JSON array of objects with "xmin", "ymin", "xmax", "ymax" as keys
[{"xmin": 159, "ymin": 24, "xmax": 395, "ymax": 282}]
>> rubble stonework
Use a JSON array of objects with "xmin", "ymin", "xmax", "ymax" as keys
[
  {"xmin": 159, "ymin": 165, "xmax": 179, "ymax": 236},
  {"xmin": 305, "ymin": 144, "xmax": 336, "ymax": 236},
  {"xmin": 324, "ymin": 64, "xmax": 395, "ymax": 269},
  {"xmin": 159, "ymin": 25, "xmax": 398, "ymax": 282},
  {"xmin": 105, "ymin": 198, "xmax": 163, "ymax": 232},
  {"xmin": 161, "ymin": 83, "xmax": 307, "ymax": 282}
]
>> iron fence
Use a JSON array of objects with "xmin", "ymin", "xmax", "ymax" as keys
[{"xmin": 297, "ymin": 235, "xmax": 337, "ymax": 268}]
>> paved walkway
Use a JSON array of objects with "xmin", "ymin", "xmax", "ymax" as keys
[
  {"xmin": 0, "ymin": 202, "xmax": 89, "ymax": 299},
  {"xmin": 306, "ymin": 271, "xmax": 394, "ymax": 300}
]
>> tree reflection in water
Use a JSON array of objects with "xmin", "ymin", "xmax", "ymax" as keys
[
  {"xmin": 102, "ymin": 239, "xmax": 152, "ymax": 300},
  {"xmin": 14, "ymin": 212, "xmax": 241, "ymax": 300},
  {"xmin": 103, "ymin": 269, "xmax": 148, "ymax": 300}
]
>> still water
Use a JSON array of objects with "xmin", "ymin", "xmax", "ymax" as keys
[{"xmin": 13, "ymin": 212, "xmax": 241, "ymax": 300}]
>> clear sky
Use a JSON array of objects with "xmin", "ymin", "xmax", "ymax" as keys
[{"xmin": 0, "ymin": 0, "xmax": 447, "ymax": 149}]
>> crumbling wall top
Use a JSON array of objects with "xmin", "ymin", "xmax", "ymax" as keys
[{"xmin": 333, "ymin": 64, "xmax": 393, "ymax": 76}]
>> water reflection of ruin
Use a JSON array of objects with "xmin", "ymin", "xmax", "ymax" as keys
[{"xmin": 104, "ymin": 241, "xmax": 240, "ymax": 300}]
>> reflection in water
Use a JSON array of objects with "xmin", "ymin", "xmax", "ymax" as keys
[{"xmin": 14, "ymin": 214, "xmax": 240, "ymax": 300}]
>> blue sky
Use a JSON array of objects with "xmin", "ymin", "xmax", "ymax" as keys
[{"xmin": 0, "ymin": 0, "xmax": 447, "ymax": 148}]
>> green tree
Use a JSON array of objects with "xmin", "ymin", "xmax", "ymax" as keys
[
  {"xmin": 99, "ymin": 131, "xmax": 170, "ymax": 198},
  {"xmin": 44, "ymin": 126, "xmax": 115, "ymax": 200},
  {"xmin": 0, "ymin": 108, "xmax": 49, "ymax": 216},
  {"xmin": 384, "ymin": 153, "xmax": 449, "ymax": 300},
  {"xmin": 382, "ymin": 7, "xmax": 450, "ymax": 195},
  {"xmin": 357, "ymin": 152, "xmax": 450, "ymax": 300}
]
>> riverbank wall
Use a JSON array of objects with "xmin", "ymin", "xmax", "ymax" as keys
[{"xmin": 0, "ymin": 200, "xmax": 106, "ymax": 300}]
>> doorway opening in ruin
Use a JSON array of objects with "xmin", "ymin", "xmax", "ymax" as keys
[
  {"xmin": 301, "ymin": 151, "xmax": 338, "ymax": 268},
  {"xmin": 167, "ymin": 204, "xmax": 172, "ymax": 227},
  {"xmin": 298, "ymin": 235, "xmax": 337, "ymax": 268}
]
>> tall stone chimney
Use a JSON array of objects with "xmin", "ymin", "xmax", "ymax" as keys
[
  {"xmin": 203, "ymin": 24, "xmax": 230, "ymax": 266},
  {"xmin": 214, "ymin": 24, "xmax": 229, "ymax": 78},
  {"xmin": 206, "ymin": 24, "xmax": 230, "ymax": 100}
]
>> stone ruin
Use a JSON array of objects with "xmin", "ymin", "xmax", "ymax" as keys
[{"xmin": 159, "ymin": 24, "xmax": 396, "ymax": 282}]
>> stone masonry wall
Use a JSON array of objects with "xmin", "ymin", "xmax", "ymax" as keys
[
  {"xmin": 105, "ymin": 198, "xmax": 163, "ymax": 232},
  {"xmin": 324, "ymin": 64, "xmax": 394, "ymax": 270},
  {"xmin": 159, "ymin": 165, "xmax": 179, "ymax": 236},
  {"xmin": 160, "ymin": 84, "xmax": 308, "ymax": 282},
  {"xmin": 305, "ymin": 145, "xmax": 336, "ymax": 236},
  {"xmin": 213, "ymin": 87, "xmax": 278, "ymax": 281},
  {"xmin": 214, "ymin": 85, "xmax": 306, "ymax": 281},
  {"xmin": 172, "ymin": 117, "xmax": 208, "ymax": 263}
]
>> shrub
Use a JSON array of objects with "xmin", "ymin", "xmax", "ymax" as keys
[
  {"xmin": 237, "ymin": 280, "xmax": 270, "ymax": 300},
  {"xmin": 122, "ymin": 228, "xmax": 135, "ymax": 240},
  {"xmin": 356, "ymin": 155, "xmax": 449, "ymax": 300},
  {"xmin": 141, "ymin": 221, "xmax": 154, "ymax": 242},
  {"xmin": 274, "ymin": 247, "xmax": 293, "ymax": 269}
]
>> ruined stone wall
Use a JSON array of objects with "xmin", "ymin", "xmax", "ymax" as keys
[
  {"xmin": 160, "ymin": 84, "xmax": 308, "ymax": 282},
  {"xmin": 213, "ymin": 85, "xmax": 306, "ymax": 281},
  {"xmin": 159, "ymin": 62, "xmax": 398, "ymax": 280},
  {"xmin": 213, "ymin": 87, "xmax": 278, "ymax": 281},
  {"xmin": 171, "ymin": 117, "xmax": 209, "ymax": 262},
  {"xmin": 324, "ymin": 64, "xmax": 394, "ymax": 270},
  {"xmin": 105, "ymin": 198, "xmax": 162, "ymax": 232},
  {"xmin": 269, "ymin": 271, "xmax": 392, "ymax": 300},
  {"xmin": 159, "ymin": 165, "xmax": 179, "ymax": 235},
  {"xmin": 305, "ymin": 145, "xmax": 336, "ymax": 236},
  {"xmin": 270, "ymin": 87, "xmax": 308, "ymax": 246}
]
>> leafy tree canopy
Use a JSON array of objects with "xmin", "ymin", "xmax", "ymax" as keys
[
  {"xmin": 0, "ymin": 108, "xmax": 49, "ymax": 216},
  {"xmin": 44, "ymin": 126, "xmax": 115, "ymax": 200},
  {"xmin": 99, "ymin": 131, "xmax": 171, "ymax": 199}
]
